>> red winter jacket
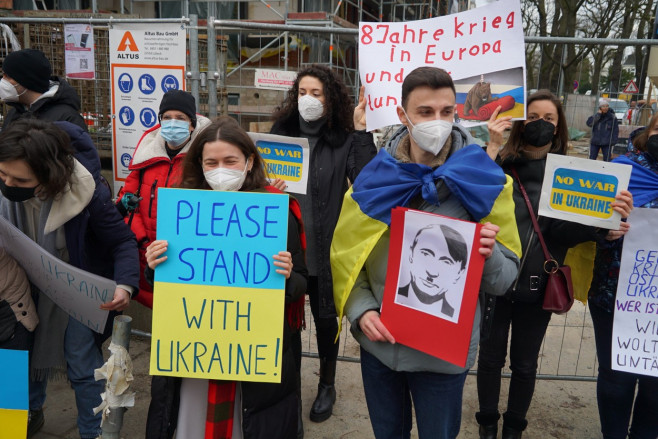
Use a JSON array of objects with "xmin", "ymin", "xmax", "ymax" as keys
[{"xmin": 116, "ymin": 115, "xmax": 211, "ymax": 308}]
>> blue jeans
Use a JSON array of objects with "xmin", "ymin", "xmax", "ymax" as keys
[
  {"xmin": 30, "ymin": 316, "xmax": 104, "ymax": 439},
  {"xmin": 590, "ymin": 144, "xmax": 612, "ymax": 161},
  {"xmin": 589, "ymin": 302, "xmax": 658, "ymax": 439},
  {"xmin": 360, "ymin": 347, "xmax": 468, "ymax": 439}
]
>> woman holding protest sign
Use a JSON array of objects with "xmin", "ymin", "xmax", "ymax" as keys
[
  {"xmin": 145, "ymin": 116, "xmax": 308, "ymax": 439},
  {"xmin": 476, "ymin": 90, "xmax": 633, "ymax": 439},
  {"xmin": 269, "ymin": 64, "xmax": 376, "ymax": 432},
  {"xmin": 0, "ymin": 119, "xmax": 139, "ymax": 439},
  {"xmin": 587, "ymin": 113, "xmax": 658, "ymax": 439}
]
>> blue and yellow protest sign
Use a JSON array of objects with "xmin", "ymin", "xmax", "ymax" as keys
[
  {"xmin": 0, "ymin": 349, "xmax": 28, "ymax": 439},
  {"xmin": 538, "ymin": 154, "xmax": 631, "ymax": 229},
  {"xmin": 149, "ymin": 188, "xmax": 289, "ymax": 383},
  {"xmin": 248, "ymin": 132, "xmax": 310, "ymax": 195}
]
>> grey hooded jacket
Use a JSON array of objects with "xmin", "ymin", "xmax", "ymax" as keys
[{"xmin": 344, "ymin": 125, "xmax": 519, "ymax": 374}]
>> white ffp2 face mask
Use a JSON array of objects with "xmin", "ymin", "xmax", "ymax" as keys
[
  {"xmin": 298, "ymin": 95, "xmax": 325, "ymax": 122},
  {"xmin": 401, "ymin": 107, "xmax": 453, "ymax": 156},
  {"xmin": 0, "ymin": 78, "xmax": 24, "ymax": 103},
  {"xmin": 204, "ymin": 160, "xmax": 250, "ymax": 191}
]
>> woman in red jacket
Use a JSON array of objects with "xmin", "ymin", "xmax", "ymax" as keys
[{"xmin": 116, "ymin": 90, "xmax": 211, "ymax": 308}]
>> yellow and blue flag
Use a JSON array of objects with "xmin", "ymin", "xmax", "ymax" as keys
[
  {"xmin": 331, "ymin": 145, "xmax": 521, "ymax": 334},
  {"xmin": 0, "ymin": 349, "xmax": 28, "ymax": 439}
]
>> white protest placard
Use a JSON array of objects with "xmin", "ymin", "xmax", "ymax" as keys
[
  {"xmin": 248, "ymin": 132, "xmax": 310, "ymax": 195},
  {"xmin": 254, "ymin": 69, "xmax": 297, "ymax": 91},
  {"xmin": 109, "ymin": 23, "xmax": 186, "ymax": 194},
  {"xmin": 64, "ymin": 24, "xmax": 95, "ymax": 80},
  {"xmin": 538, "ymin": 154, "xmax": 631, "ymax": 229},
  {"xmin": 612, "ymin": 208, "xmax": 658, "ymax": 377},
  {"xmin": 359, "ymin": 0, "xmax": 526, "ymax": 131},
  {"xmin": 0, "ymin": 217, "xmax": 111, "ymax": 333}
]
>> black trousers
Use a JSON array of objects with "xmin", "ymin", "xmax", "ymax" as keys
[
  {"xmin": 476, "ymin": 296, "xmax": 552, "ymax": 422},
  {"xmin": 292, "ymin": 276, "xmax": 339, "ymax": 375}
]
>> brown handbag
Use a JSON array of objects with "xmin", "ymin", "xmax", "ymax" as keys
[{"xmin": 511, "ymin": 168, "xmax": 574, "ymax": 314}]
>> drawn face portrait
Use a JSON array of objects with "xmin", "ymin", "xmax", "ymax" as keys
[{"xmin": 408, "ymin": 225, "xmax": 466, "ymax": 304}]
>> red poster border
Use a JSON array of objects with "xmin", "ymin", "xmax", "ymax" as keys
[{"xmin": 380, "ymin": 207, "xmax": 484, "ymax": 367}]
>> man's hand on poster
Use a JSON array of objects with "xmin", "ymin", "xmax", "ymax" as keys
[
  {"xmin": 354, "ymin": 85, "xmax": 367, "ymax": 131},
  {"xmin": 485, "ymin": 106, "xmax": 512, "ymax": 160},
  {"xmin": 100, "ymin": 287, "xmax": 131, "ymax": 311},
  {"xmin": 146, "ymin": 239, "xmax": 169, "ymax": 269},
  {"xmin": 273, "ymin": 251, "xmax": 293, "ymax": 279},
  {"xmin": 478, "ymin": 222, "xmax": 499, "ymax": 259},
  {"xmin": 359, "ymin": 310, "xmax": 395, "ymax": 344},
  {"xmin": 270, "ymin": 178, "xmax": 288, "ymax": 191}
]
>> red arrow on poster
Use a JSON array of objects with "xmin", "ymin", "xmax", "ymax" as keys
[{"xmin": 623, "ymin": 80, "xmax": 639, "ymax": 94}]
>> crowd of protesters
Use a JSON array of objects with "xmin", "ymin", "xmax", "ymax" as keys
[{"xmin": 0, "ymin": 48, "xmax": 656, "ymax": 439}]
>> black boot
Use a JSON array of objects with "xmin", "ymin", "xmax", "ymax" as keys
[
  {"xmin": 479, "ymin": 424, "xmax": 498, "ymax": 439},
  {"xmin": 476, "ymin": 411, "xmax": 500, "ymax": 439},
  {"xmin": 309, "ymin": 358, "xmax": 336, "ymax": 423},
  {"xmin": 501, "ymin": 413, "xmax": 526, "ymax": 439}
]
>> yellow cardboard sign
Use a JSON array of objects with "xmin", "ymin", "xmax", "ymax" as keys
[
  {"xmin": 149, "ymin": 189, "xmax": 290, "ymax": 383},
  {"xmin": 150, "ymin": 282, "xmax": 284, "ymax": 382},
  {"xmin": 0, "ymin": 409, "xmax": 28, "ymax": 439}
]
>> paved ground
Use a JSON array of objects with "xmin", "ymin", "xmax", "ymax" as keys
[
  {"xmin": 33, "ymin": 302, "xmax": 603, "ymax": 439},
  {"xmin": 32, "ymin": 138, "xmax": 611, "ymax": 439}
]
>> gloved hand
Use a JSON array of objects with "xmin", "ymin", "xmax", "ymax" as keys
[{"xmin": 120, "ymin": 193, "xmax": 142, "ymax": 212}]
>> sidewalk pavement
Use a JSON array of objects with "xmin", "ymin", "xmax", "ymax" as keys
[{"xmin": 34, "ymin": 310, "xmax": 602, "ymax": 439}]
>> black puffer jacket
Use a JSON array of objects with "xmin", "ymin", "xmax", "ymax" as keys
[
  {"xmin": 2, "ymin": 76, "xmax": 87, "ymax": 131},
  {"xmin": 501, "ymin": 156, "xmax": 601, "ymax": 301},
  {"xmin": 270, "ymin": 120, "xmax": 376, "ymax": 318}
]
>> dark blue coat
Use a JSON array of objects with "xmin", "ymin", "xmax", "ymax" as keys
[
  {"xmin": 587, "ymin": 110, "xmax": 619, "ymax": 146},
  {"xmin": 53, "ymin": 122, "xmax": 139, "ymax": 291}
]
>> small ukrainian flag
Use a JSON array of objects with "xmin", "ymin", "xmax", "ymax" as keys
[{"xmin": 0, "ymin": 348, "xmax": 29, "ymax": 439}]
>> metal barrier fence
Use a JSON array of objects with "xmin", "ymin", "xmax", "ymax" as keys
[{"xmin": 2, "ymin": 13, "xmax": 658, "ymax": 382}]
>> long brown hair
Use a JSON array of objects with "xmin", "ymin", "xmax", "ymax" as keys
[
  {"xmin": 272, "ymin": 64, "xmax": 354, "ymax": 135},
  {"xmin": 499, "ymin": 89, "xmax": 569, "ymax": 161},
  {"xmin": 180, "ymin": 116, "xmax": 268, "ymax": 191},
  {"xmin": 631, "ymin": 112, "xmax": 658, "ymax": 153}
]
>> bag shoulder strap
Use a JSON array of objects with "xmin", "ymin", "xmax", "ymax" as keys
[{"xmin": 509, "ymin": 167, "xmax": 552, "ymax": 263}]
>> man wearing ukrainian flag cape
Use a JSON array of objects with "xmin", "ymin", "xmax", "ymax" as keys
[{"xmin": 330, "ymin": 67, "xmax": 521, "ymax": 438}]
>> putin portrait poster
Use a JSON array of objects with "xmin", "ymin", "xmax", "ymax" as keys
[{"xmin": 380, "ymin": 207, "xmax": 484, "ymax": 367}]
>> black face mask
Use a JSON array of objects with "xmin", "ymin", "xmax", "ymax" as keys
[
  {"xmin": 0, "ymin": 178, "xmax": 37, "ymax": 202},
  {"xmin": 523, "ymin": 119, "xmax": 556, "ymax": 147},
  {"xmin": 646, "ymin": 135, "xmax": 658, "ymax": 160}
]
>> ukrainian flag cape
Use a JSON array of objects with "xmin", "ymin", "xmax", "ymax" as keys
[
  {"xmin": 614, "ymin": 155, "xmax": 658, "ymax": 206},
  {"xmin": 566, "ymin": 154, "xmax": 658, "ymax": 304},
  {"xmin": 331, "ymin": 145, "xmax": 521, "ymax": 334}
]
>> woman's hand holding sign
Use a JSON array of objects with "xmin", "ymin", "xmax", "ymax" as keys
[
  {"xmin": 603, "ymin": 190, "xmax": 633, "ymax": 241},
  {"xmin": 611, "ymin": 190, "xmax": 633, "ymax": 218},
  {"xmin": 485, "ymin": 106, "xmax": 512, "ymax": 160},
  {"xmin": 273, "ymin": 251, "xmax": 293, "ymax": 279},
  {"xmin": 354, "ymin": 85, "xmax": 367, "ymax": 131},
  {"xmin": 100, "ymin": 287, "xmax": 131, "ymax": 311},
  {"xmin": 146, "ymin": 239, "xmax": 169, "ymax": 270}
]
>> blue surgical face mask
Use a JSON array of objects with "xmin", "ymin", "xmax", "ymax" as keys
[{"xmin": 160, "ymin": 119, "xmax": 191, "ymax": 147}]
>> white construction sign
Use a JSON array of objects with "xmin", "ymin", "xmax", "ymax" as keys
[{"xmin": 109, "ymin": 23, "xmax": 186, "ymax": 195}]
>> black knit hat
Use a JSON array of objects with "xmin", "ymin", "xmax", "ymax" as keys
[
  {"xmin": 2, "ymin": 49, "xmax": 51, "ymax": 93},
  {"xmin": 159, "ymin": 90, "xmax": 197, "ymax": 127}
]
